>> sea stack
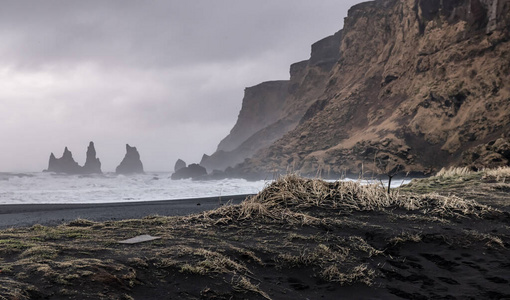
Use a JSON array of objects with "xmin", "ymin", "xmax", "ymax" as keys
[
  {"xmin": 46, "ymin": 147, "xmax": 83, "ymax": 174},
  {"xmin": 116, "ymin": 144, "xmax": 144, "ymax": 174},
  {"xmin": 45, "ymin": 142, "xmax": 103, "ymax": 174},
  {"xmin": 174, "ymin": 159, "xmax": 186, "ymax": 172},
  {"xmin": 171, "ymin": 163, "xmax": 207, "ymax": 180},
  {"xmin": 82, "ymin": 142, "xmax": 102, "ymax": 174}
]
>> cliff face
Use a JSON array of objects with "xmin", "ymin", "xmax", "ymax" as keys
[
  {"xmin": 232, "ymin": 0, "xmax": 510, "ymax": 178},
  {"xmin": 201, "ymin": 31, "xmax": 343, "ymax": 171},
  {"xmin": 201, "ymin": 81, "xmax": 289, "ymax": 171},
  {"xmin": 216, "ymin": 81, "xmax": 290, "ymax": 153}
]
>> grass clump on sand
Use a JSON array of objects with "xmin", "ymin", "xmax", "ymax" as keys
[
  {"xmin": 401, "ymin": 166, "xmax": 510, "ymax": 208},
  {"xmin": 0, "ymin": 173, "xmax": 509, "ymax": 299},
  {"xmin": 196, "ymin": 174, "xmax": 498, "ymax": 224}
]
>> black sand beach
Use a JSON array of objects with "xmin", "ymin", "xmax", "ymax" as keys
[
  {"xmin": 0, "ymin": 194, "xmax": 252, "ymax": 229},
  {"xmin": 1, "ymin": 170, "xmax": 509, "ymax": 299}
]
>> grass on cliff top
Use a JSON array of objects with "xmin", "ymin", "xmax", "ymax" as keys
[{"xmin": 0, "ymin": 173, "xmax": 509, "ymax": 299}]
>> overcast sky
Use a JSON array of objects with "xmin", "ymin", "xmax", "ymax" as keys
[{"xmin": 0, "ymin": 0, "xmax": 362, "ymax": 172}]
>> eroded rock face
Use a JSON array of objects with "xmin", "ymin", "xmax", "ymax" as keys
[
  {"xmin": 82, "ymin": 142, "xmax": 102, "ymax": 174},
  {"xmin": 171, "ymin": 163, "xmax": 207, "ymax": 180},
  {"xmin": 174, "ymin": 159, "xmax": 186, "ymax": 172},
  {"xmin": 219, "ymin": 0, "xmax": 510, "ymax": 178},
  {"xmin": 462, "ymin": 138, "xmax": 510, "ymax": 170},
  {"xmin": 116, "ymin": 144, "xmax": 144, "ymax": 174}
]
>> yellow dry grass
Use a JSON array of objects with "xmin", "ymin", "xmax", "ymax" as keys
[
  {"xmin": 483, "ymin": 166, "xmax": 510, "ymax": 182},
  {"xmin": 192, "ymin": 174, "xmax": 499, "ymax": 225},
  {"xmin": 435, "ymin": 167, "xmax": 472, "ymax": 178},
  {"xmin": 435, "ymin": 166, "xmax": 510, "ymax": 182}
]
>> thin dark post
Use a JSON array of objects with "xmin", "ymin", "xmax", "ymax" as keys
[{"xmin": 387, "ymin": 175, "xmax": 393, "ymax": 194}]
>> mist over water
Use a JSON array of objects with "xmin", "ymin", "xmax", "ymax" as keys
[{"xmin": 0, "ymin": 172, "xmax": 410, "ymax": 205}]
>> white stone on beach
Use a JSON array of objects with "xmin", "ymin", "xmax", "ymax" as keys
[{"xmin": 118, "ymin": 234, "xmax": 161, "ymax": 244}]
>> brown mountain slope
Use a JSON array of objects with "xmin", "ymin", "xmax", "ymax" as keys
[{"xmin": 229, "ymin": 0, "xmax": 510, "ymax": 178}]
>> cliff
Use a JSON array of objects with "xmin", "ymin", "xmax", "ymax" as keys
[
  {"xmin": 201, "ymin": 30, "xmax": 343, "ymax": 171},
  {"xmin": 211, "ymin": 0, "xmax": 510, "ymax": 178},
  {"xmin": 216, "ymin": 81, "xmax": 290, "ymax": 153},
  {"xmin": 200, "ymin": 81, "xmax": 289, "ymax": 171}
]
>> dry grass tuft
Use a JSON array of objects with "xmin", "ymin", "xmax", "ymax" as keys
[
  {"xmin": 248, "ymin": 174, "xmax": 396, "ymax": 211},
  {"xmin": 231, "ymin": 275, "xmax": 272, "ymax": 299},
  {"xmin": 321, "ymin": 264, "xmax": 376, "ymax": 286},
  {"xmin": 483, "ymin": 166, "xmax": 510, "ymax": 182},
  {"xmin": 388, "ymin": 232, "xmax": 422, "ymax": 245},
  {"xmin": 193, "ymin": 174, "xmax": 499, "ymax": 226},
  {"xmin": 463, "ymin": 230, "xmax": 506, "ymax": 249},
  {"xmin": 66, "ymin": 219, "xmax": 96, "ymax": 227},
  {"xmin": 176, "ymin": 246, "xmax": 248, "ymax": 276},
  {"xmin": 195, "ymin": 175, "xmax": 398, "ymax": 225},
  {"xmin": 435, "ymin": 166, "xmax": 510, "ymax": 182},
  {"xmin": 396, "ymin": 193, "xmax": 498, "ymax": 218},
  {"xmin": 435, "ymin": 167, "xmax": 472, "ymax": 178},
  {"xmin": 19, "ymin": 246, "xmax": 58, "ymax": 260}
]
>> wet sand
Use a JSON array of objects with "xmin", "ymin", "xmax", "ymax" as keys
[{"xmin": 0, "ymin": 194, "xmax": 253, "ymax": 229}]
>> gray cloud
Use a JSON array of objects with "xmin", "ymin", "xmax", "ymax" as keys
[{"xmin": 0, "ymin": 0, "xmax": 362, "ymax": 172}]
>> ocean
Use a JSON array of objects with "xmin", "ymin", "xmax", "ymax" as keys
[{"xmin": 0, "ymin": 172, "xmax": 411, "ymax": 204}]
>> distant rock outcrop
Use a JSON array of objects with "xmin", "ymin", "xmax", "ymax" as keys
[
  {"xmin": 116, "ymin": 144, "xmax": 144, "ymax": 174},
  {"xmin": 171, "ymin": 163, "xmax": 207, "ymax": 180},
  {"xmin": 46, "ymin": 147, "xmax": 83, "ymax": 174},
  {"xmin": 174, "ymin": 159, "xmax": 187, "ymax": 172},
  {"xmin": 82, "ymin": 142, "xmax": 102, "ymax": 174},
  {"xmin": 45, "ymin": 142, "xmax": 102, "ymax": 175}
]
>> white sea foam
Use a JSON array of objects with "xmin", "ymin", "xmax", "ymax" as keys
[
  {"xmin": 0, "ymin": 172, "xmax": 269, "ymax": 204},
  {"xmin": 0, "ymin": 172, "xmax": 410, "ymax": 204}
]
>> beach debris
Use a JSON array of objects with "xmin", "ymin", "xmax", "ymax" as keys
[{"xmin": 118, "ymin": 234, "xmax": 160, "ymax": 244}]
